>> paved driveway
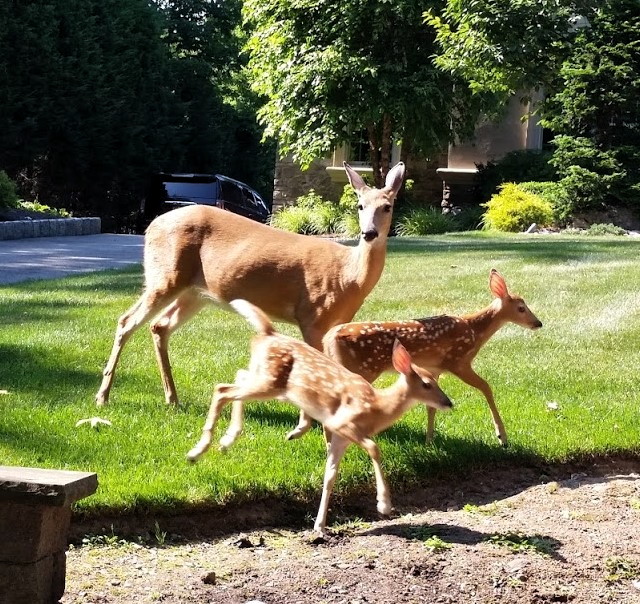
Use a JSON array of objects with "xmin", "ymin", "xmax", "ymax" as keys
[{"xmin": 0, "ymin": 234, "xmax": 144, "ymax": 285}]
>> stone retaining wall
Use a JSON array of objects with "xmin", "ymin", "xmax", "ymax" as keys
[{"xmin": 0, "ymin": 217, "xmax": 101, "ymax": 241}]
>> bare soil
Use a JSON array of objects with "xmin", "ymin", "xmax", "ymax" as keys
[{"xmin": 62, "ymin": 458, "xmax": 640, "ymax": 604}]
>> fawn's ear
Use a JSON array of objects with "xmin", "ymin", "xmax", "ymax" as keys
[
  {"xmin": 392, "ymin": 339, "xmax": 413, "ymax": 375},
  {"xmin": 489, "ymin": 269, "xmax": 509, "ymax": 299}
]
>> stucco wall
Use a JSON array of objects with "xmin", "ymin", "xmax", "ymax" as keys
[{"xmin": 274, "ymin": 154, "xmax": 444, "ymax": 209}]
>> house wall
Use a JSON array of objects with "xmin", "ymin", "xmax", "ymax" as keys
[
  {"xmin": 273, "ymin": 157, "xmax": 343, "ymax": 210},
  {"xmin": 438, "ymin": 93, "xmax": 544, "ymax": 209},
  {"xmin": 273, "ymin": 153, "xmax": 445, "ymax": 210}
]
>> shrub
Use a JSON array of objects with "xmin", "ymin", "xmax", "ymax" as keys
[
  {"xmin": 476, "ymin": 150, "xmax": 557, "ymax": 202},
  {"xmin": 270, "ymin": 188, "xmax": 356, "ymax": 236},
  {"xmin": 482, "ymin": 183, "xmax": 554, "ymax": 232},
  {"xmin": 338, "ymin": 212, "xmax": 361, "ymax": 238},
  {"xmin": 0, "ymin": 171, "xmax": 19, "ymax": 209},
  {"xmin": 518, "ymin": 181, "xmax": 573, "ymax": 224},
  {"xmin": 395, "ymin": 206, "xmax": 457, "ymax": 236},
  {"xmin": 269, "ymin": 204, "xmax": 318, "ymax": 234},
  {"xmin": 454, "ymin": 205, "xmax": 484, "ymax": 231},
  {"xmin": 18, "ymin": 200, "xmax": 71, "ymax": 218},
  {"xmin": 585, "ymin": 223, "xmax": 627, "ymax": 236}
]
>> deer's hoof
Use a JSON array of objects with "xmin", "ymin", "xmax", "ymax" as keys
[
  {"xmin": 186, "ymin": 448, "xmax": 201, "ymax": 463},
  {"xmin": 377, "ymin": 501, "xmax": 393, "ymax": 516}
]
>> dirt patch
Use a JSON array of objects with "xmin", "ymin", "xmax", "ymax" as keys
[{"xmin": 62, "ymin": 459, "xmax": 640, "ymax": 603}]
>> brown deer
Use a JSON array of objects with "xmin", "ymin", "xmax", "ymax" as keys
[
  {"xmin": 96, "ymin": 162, "xmax": 406, "ymax": 433},
  {"xmin": 187, "ymin": 299, "xmax": 453, "ymax": 533},
  {"xmin": 320, "ymin": 269, "xmax": 542, "ymax": 446}
]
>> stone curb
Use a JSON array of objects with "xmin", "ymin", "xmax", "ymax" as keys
[{"xmin": 0, "ymin": 217, "xmax": 101, "ymax": 240}]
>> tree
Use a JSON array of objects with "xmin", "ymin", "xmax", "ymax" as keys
[
  {"xmin": 243, "ymin": 0, "xmax": 481, "ymax": 187},
  {"xmin": 0, "ymin": 0, "xmax": 275, "ymax": 230},
  {"xmin": 427, "ymin": 0, "xmax": 640, "ymax": 211},
  {"xmin": 543, "ymin": 0, "xmax": 640, "ymax": 209}
]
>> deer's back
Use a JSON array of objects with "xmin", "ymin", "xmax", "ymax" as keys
[
  {"xmin": 326, "ymin": 316, "xmax": 477, "ymax": 378},
  {"xmin": 251, "ymin": 334, "xmax": 376, "ymax": 422},
  {"xmin": 144, "ymin": 205, "xmax": 354, "ymax": 323}
]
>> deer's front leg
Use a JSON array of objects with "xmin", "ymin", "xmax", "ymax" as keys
[
  {"xmin": 359, "ymin": 437, "xmax": 392, "ymax": 516},
  {"xmin": 314, "ymin": 435, "xmax": 349, "ymax": 533},
  {"xmin": 455, "ymin": 366, "xmax": 507, "ymax": 447}
]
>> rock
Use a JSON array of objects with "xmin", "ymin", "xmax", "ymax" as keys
[{"xmin": 202, "ymin": 571, "xmax": 216, "ymax": 585}]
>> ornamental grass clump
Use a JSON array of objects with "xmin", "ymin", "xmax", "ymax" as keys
[
  {"xmin": 395, "ymin": 206, "xmax": 457, "ymax": 236},
  {"xmin": 482, "ymin": 183, "xmax": 554, "ymax": 232}
]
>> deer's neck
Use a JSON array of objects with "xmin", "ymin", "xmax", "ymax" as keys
[
  {"xmin": 464, "ymin": 299, "xmax": 505, "ymax": 348},
  {"xmin": 345, "ymin": 236, "xmax": 388, "ymax": 294},
  {"xmin": 372, "ymin": 381, "xmax": 416, "ymax": 433}
]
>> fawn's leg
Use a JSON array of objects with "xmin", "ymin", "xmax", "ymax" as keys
[
  {"xmin": 454, "ymin": 365, "xmax": 507, "ymax": 446},
  {"xmin": 187, "ymin": 384, "xmax": 235, "ymax": 461},
  {"xmin": 358, "ymin": 437, "xmax": 392, "ymax": 516},
  {"xmin": 314, "ymin": 434, "xmax": 349, "ymax": 533},
  {"xmin": 219, "ymin": 398, "xmax": 246, "ymax": 451}
]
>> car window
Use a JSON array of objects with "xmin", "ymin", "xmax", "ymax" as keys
[
  {"xmin": 220, "ymin": 181, "xmax": 243, "ymax": 206},
  {"xmin": 163, "ymin": 182, "xmax": 216, "ymax": 204},
  {"xmin": 241, "ymin": 188, "xmax": 257, "ymax": 208}
]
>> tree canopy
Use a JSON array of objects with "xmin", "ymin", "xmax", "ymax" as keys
[
  {"xmin": 0, "ymin": 0, "xmax": 274, "ymax": 230},
  {"xmin": 427, "ymin": 0, "xmax": 640, "ymax": 210},
  {"xmin": 243, "ymin": 0, "xmax": 481, "ymax": 186}
]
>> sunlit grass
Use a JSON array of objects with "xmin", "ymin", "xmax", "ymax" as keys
[{"xmin": 1, "ymin": 232, "xmax": 639, "ymax": 516}]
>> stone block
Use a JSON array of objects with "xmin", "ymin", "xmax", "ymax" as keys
[
  {"xmin": 0, "ymin": 502, "xmax": 71, "ymax": 563},
  {"xmin": 0, "ymin": 552, "xmax": 65, "ymax": 604},
  {"xmin": 88, "ymin": 217, "xmax": 101, "ymax": 234}
]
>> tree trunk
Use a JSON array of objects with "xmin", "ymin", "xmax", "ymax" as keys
[
  {"xmin": 379, "ymin": 113, "xmax": 392, "ymax": 183},
  {"xmin": 367, "ymin": 122, "xmax": 382, "ymax": 188}
]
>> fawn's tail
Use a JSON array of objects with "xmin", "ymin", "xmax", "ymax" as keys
[{"xmin": 229, "ymin": 299, "xmax": 275, "ymax": 336}]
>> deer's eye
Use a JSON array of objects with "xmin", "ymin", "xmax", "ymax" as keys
[
  {"xmin": 422, "ymin": 381, "xmax": 432, "ymax": 390},
  {"xmin": 518, "ymin": 306, "xmax": 526, "ymax": 313},
  {"xmin": 357, "ymin": 203, "xmax": 364, "ymax": 211}
]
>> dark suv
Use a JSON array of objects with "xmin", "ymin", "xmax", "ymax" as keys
[{"xmin": 140, "ymin": 173, "xmax": 271, "ymax": 229}]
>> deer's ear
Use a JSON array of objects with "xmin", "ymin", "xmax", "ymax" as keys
[
  {"xmin": 489, "ymin": 269, "xmax": 509, "ymax": 299},
  {"xmin": 391, "ymin": 339, "xmax": 413, "ymax": 375},
  {"xmin": 385, "ymin": 162, "xmax": 405, "ymax": 197},
  {"xmin": 344, "ymin": 162, "xmax": 369, "ymax": 194}
]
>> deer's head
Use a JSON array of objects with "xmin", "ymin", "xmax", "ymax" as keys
[
  {"xmin": 489, "ymin": 269, "xmax": 543, "ymax": 330},
  {"xmin": 392, "ymin": 339, "xmax": 453, "ymax": 411},
  {"xmin": 344, "ymin": 162, "xmax": 405, "ymax": 243}
]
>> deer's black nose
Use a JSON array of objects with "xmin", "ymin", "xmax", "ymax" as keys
[{"xmin": 362, "ymin": 230, "xmax": 378, "ymax": 242}]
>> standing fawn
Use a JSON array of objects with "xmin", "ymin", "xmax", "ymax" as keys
[
  {"xmin": 96, "ymin": 161, "xmax": 405, "ymax": 435},
  {"xmin": 187, "ymin": 299, "xmax": 453, "ymax": 533},
  {"xmin": 321, "ymin": 269, "xmax": 542, "ymax": 446}
]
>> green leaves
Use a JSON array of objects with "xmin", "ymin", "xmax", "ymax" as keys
[{"xmin": 243, "ymin": 0, "xmax": 464, "ymax": 170}]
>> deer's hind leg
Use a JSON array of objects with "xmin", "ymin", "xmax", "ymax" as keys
[
  {"xmin": 150, "ymin": 290, "xmax": 206, "ymax": 406},
  {"xmin": 190, "ymin": 371, "xmax": 284, "ymax": 459},
  {"xmin": 96, "ymin": 288, "xmax": 182, "ymax": 406}
]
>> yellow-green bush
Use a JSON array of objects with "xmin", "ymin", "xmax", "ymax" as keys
[{"xmin": 481, "ymin": 183, "xmax": 554, "ymax": 232}]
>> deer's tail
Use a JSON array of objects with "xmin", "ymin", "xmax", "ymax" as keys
[{"xmin": 229, "ymin": 299, "xmax": 275, "ymax": 336}]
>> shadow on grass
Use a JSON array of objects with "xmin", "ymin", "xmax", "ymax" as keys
[
  {"xmin": 0, "ymin": 342, "xmax": 99, "ymax": 399},
  {"xmin": 2, "ymin": 266, "xmax": 142, "ymax": 296},
  {"xmin": 0, "ymin": 269, "xmax": 142, "ymax": 326}
]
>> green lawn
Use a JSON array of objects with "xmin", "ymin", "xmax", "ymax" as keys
[{"xmin": 1, "ymin": 232, "xmax": 639, "ymax": 517}]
